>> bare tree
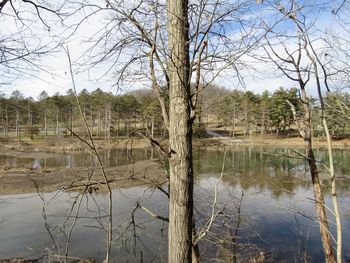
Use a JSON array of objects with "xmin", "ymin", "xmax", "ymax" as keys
[
  {"xmin": 166, "ymin": 1, "xmax": 193, "ymax": 261},
  {"xmin": 260, "ymin": 1, "xmax": 345, "ymax": 262},
  {"xmin": 65, "ymin": 47, "xmax": 113, "ymax": 262},
  {"xmin": 0, "ymin": 0, "xmax": 283, "ymax": 261},
  {"xmin": 62, "ymin": 0, "xmax": 263, "ymax": 261},
  {"xmin": 0, "ymin": 0, "xmax": 63, "ymax": 86}
]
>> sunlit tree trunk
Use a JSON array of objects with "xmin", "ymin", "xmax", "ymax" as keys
[
  {"xmin": 5, "ymin": 106, "xmax": 8, "ymax": 138},
  {"xmin": 116, "ymin": 105, "xmax": 120, "ymax": 139},
  {"xmin": 300, "ymin": 86, "xmax": 335, "ymax": 263},
  {"xmin": 70, "ymin": 104, "xmax": 74, "ymax": 136},
  {"xmin": 261, "ymin": 109, "xmax": 266, "ymax": 136},
  {"xmin": 90, "ymin": 106, "xmax": 93, "ymax": 137},
  {"xmin": 244, "ymin": 110, "xmax": 248, "ymax": 139},
  {"xmin": 44, "ymin": 110, "xmax": 47, "ymax": 139},
  {"xmin": 15, "ymin": 110, "xmax": 19, "ymax": 137},
  {"xmin": 105, "ymin": 104, "xmax": 111, "ymax": 142},
  {"xmin": 97, "ymin": 111, "xmax": 101, "ymax": 138},
  {"xmin": 104, "ymin": 106, "xmax": 108, "ymax": 141},
  {"xmin": 56, "ymin": 107, "xmax": 59, "ymax": 136},
  {"xmin": 232, "ymin": 105, "xmax": 236, "ymax": 138},
  {"xmin": 151, "ymin": 115, "xmax": 155, "ymax": 138},
  {"xmin": 27, "ymin": 108, "xmax": 33, "ymax": 139},
  {"xmin": 1, "ymin": 107, "xmax": 4, "ymax": 138},
  {"xmin": 167, "ymin": 0, "xmax": 193, "ymax": 262}
]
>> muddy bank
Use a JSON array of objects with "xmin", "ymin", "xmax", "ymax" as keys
[
  {"xmin": 0, "ymin": 160, "xmax": 167, "ymax": 195},
  {"xmin": 201, "ymin": 135, "xmax": 350, "ymax": 149},
  {"xmin": 1, "ymin": 135, "xmax": 349, "ymax": 155},
  {"xmin": 0, "ymin": 145, "xmax": 62, "ymax": 159},
  {"xmin": 0, "ymin": 137, "xmax": 167, "ymax": 153},
  {"xmin": 0, "ymin": 258, "xmax": 94, "ymax": 263}
]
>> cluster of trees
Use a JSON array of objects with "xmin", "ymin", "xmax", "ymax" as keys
[
  {"xmin": 0, "ymin": 88, "xmax": 165, "ymax": 140},
  {"xmin": 1, "ymin": 86, "xmax": 349, "ymax": 141},
  {"xmin": 215, "ymin": 88, "xmax": 350, "ymax": 138},
  {"xmin": 216, "ymin": 88, "xmax": 299, "ymax": 137}
]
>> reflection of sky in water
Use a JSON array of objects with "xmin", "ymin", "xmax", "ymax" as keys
[
  {"xmin": 196, "ymin": 175, "xmax": 350, "ymax": 262},
  {"xmin": 0, "ymin": 147, "xmax": 349, "ymax": 176},
  {"xmin": 0, "ymin": 188, "xmax": 168, "ymax": 262},
  {"xmin": 0, "ymin": 177, "xmax": 348, "ymax": 262},
  {"xmin": 0, "ymin": 148, "xmax": 157, "ymax": 170},
  {"xmin": 0, "ymin": 147, "xmax": 349, "ymax": 262},
  {"xmin": 32, "ymin": 159, "xmax": 41, "ymax": 169}
]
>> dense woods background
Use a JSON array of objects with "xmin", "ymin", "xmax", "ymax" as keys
[{"xmin": 1, "ymin": 86, "xmax": 349, "ymax": 141}]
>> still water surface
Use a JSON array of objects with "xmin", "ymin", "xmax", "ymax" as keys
[{"xmin": 0, "ymin": 146, "xmax": 349, "ymax": 262}]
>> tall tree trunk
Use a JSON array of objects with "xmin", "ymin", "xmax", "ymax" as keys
[
  {"xmin": 244, "ymin": 111, "xmax": 248, "ymax": 139},
  {"xmin": 151, "ymin": 115, "xmax": 155, "ymax": 138},
  {"xmin": 198, "ymin": 101, "xmax": 202, "ymax": 129},
  {"xmin": 56, "ymin": 108, "xmax": 59, "ymax": 136},
  {"xmin": 44, "ymin": 111, "xmax": 47, "ymax": 139},
  {"xmin": 311, "ymin": 48, "xmax": 342, "ymax": 262},
  {"xmin": 28, "ymin": 108, "xmax": 33, "ymax": 139},
  {"xmin": 124, "ymin": 118, "xmax": 128, "ymax": 138},
  {"xmin": 306, "ymin": 140, "xmax": 335, "ymax": 263},
  {"xmin": 5, "ymin": 106, "xmax": 8, "ymax": 138},
  {"xmin": 167, "ymin": 0, "xmax": 193, "ymax": 262},
  {"xmin": 90, "ymin": 106, "xmax": 94, "ymax": 137},
  {"xmin": 300, "ymin": 88, "xmax": 335, "ymax": 263},
  {"xmin": 117, "ymin": 106, "xmax": 120, "ymax": 139},
  {"xmin": 105, "ymin": 104, "xmax": 111, "ymax": 142},
  {"xmin": 232, "ymin": 106, "xmax": 236, "ymax": 138},
  {"xmin": 261, "ymin": 109, "xmax": 265, "ymax": 136},
  {"xmin": 1, "ymin": 107, "xmax": 4, "ymax": 138},
  {"xmin": 323, "ymin": 116, "xmax": 342, "ymax": 263},
  {"xmin": 97, "ymin": 111, "xmax": 101, "ymax": 138},
  {"xmin": 16, "ymin": 110, "xmax": 19, "ymax": 137},
  {"xmin": 70, "ymin": 104, "xmax": 74, "ymax": 136},
  {"xmin": 104, "ymin": 106, "xmax": 108, "ymax": 141}
]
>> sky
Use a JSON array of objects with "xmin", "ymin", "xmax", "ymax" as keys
[{"xmin": 1, "ymin": 0, "xmax": 349, "ymax": 99}]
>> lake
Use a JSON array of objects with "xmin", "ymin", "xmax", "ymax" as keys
[{"xmin": 0, "ymin": 146, "xmax": 349, "ymax": 262}]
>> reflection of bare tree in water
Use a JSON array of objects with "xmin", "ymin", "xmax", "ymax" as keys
[
  {"xmin": 191, "ymin": 161, "xmax": 268, "ymax": 263},
  {"xmin": 22, "ymin": 138, "xmax": 333, "ymax": 263},
  {"xmin": 24, "ymin": 145, "xmax": 307, "ymax": 262},
  {"xmin": 28, "ymin": 169, "xmax": 102, "ymax": 262},
  {"xmin": 30, "ymin": 145, "xmax": 270, "ymax": 262}
]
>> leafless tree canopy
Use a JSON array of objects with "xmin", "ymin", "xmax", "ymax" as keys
[{"xmin": 0, "ymin": 0, "xmax": 64, "ymax": 86}]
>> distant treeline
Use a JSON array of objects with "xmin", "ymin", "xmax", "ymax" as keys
[
  {"xmin": 0, "ymin": 86, "xmax": 349, "ymax": 140},
  {"xmin": 213, "ymin": 88, "xmax": 350, "ymax": 138}
]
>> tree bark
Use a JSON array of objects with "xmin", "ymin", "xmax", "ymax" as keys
[
  {"xmin": 306, "ymin": 140, "xmax": 335, "ymax": 263},
  {"xmin": 232, "ymin": 106, "xmax": 236, "ymax": 138},
  {"xmin": 105, "ymin": 104, "xmax": 111, "ymax": 142},
  {"xmin": 151, "ymin": 115, "xmax": 155, "ymax": 138},
  {"xmin": 27, "ymin": 108, "xmax": 33, "ymax": 139},
  {"xmin": 300, "ymin": 88, "xmax": 335, "ymax": 263},
  {"xmin": 5, "ymin": 106, "xmax": 8, "ymax": 138},
  {"xmin": 97, "ymin": 111, "xmax": 101, "ymax": 138},
  {"xmin": 56, "ymin": 107, "xmax": 59, "ymax": 136},
  {"xmin": 44, "ymin": 111, "xmax": 47, "ymax": 139},
  {"xmin": 70, "ymin": 104, "xmax": 74, "ymax": 136},
  {"xmin": 16, "ymin": 110, "xmax": 19, "ymax": 137},
  {"xmin": 167, "ymin": 0, "xmax": 193, "ymax": 262},
  {"xmin": 117, "ymin": 106, "xmax": 120, "ymax": 139},
  {"xmin": 323, "ymin": 117, "xmax": 342, "ymax": 263},
  {"xmin": 261, "ymin": 109, "xmax": 265, "ymax": 136},
  {"xmin": 90, "ymin": 105, "xmax": 94, "ymax": 137}
]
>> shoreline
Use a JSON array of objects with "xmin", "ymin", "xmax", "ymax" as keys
[
  {"xmin": 1, "ymin": 135, "xmax": 349, "ymax": 154},
  {"xmin": 0, "ymin": 135, "xmax": 348, "ymax": 195}
]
